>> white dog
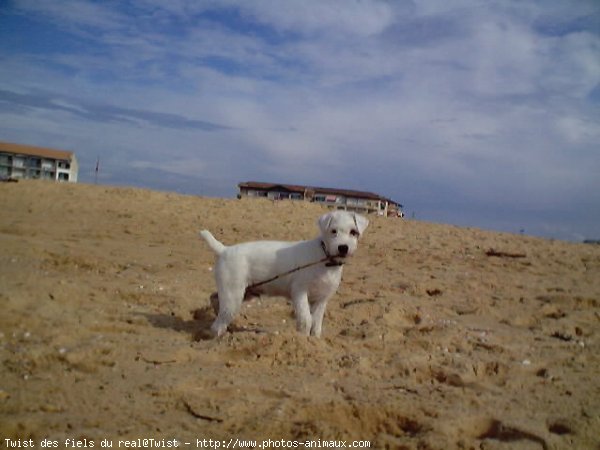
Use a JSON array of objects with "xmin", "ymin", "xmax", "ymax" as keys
[{"xmin": 200, "ymin": 210, "xmax": 369, "ymax": 338}]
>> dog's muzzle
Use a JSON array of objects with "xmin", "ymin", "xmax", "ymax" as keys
[{"xmin": 321, "ymin": 241, "xmax": 346, "ymax": 267}]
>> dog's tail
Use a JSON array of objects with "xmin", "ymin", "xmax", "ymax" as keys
[{"xmin": 199, "ymin": 230, "xmax": 226, "ymax": 255}]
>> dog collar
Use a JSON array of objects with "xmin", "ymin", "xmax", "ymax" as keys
[
  {"xmin": 320, "ymin": 241, "xmax": 345, "ymax": 267},
  {"xmin": 246, "ymin": 242, "xmax": 345, "ymax": 292}
]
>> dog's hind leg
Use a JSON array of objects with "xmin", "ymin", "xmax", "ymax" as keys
[
  {"xmin": 210, "ymin": 280, "xmax": 245, "ymax": 337},
  {"xmin": 209, "ymin": 287, "xmax": 257, "ymax": 317},
  {"xmin": 210, "ymin": 292, "xmax": 243, "ymax": 337},
  {"xmin": 209, "ymin": 292, "xmax": 219, "ymax": 315}
]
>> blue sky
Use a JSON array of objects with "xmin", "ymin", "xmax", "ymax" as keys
[{"xmin": 1, "ymin": 0, "xmax": 599, "ymax": 241}]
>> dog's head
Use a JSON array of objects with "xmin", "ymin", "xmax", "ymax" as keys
[{"xmin": 318, "ymin": 211, "xmax": 369, "ymax": 260}]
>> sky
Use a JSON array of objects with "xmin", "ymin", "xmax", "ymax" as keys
[{"xmin": 1, "ymin": 0, "xmax": 599, "ymax": 241}]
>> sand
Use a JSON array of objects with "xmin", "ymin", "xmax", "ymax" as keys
[{"xmin": 1, "ymin": 180, "xmax": 599, "ymax": 449}]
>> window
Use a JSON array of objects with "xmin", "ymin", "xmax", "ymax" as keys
[{"xmin": 347, "ymin": 197, "xmax": 367, "ymax": 206}]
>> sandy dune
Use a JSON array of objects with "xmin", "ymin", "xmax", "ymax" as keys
[{"xmin": 1, "ymin": 180, "xmax": 599, "ymax": 449}]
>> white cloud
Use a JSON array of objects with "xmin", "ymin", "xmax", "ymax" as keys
[
  {"xmin": 236, "ymin": 0, "xmax": 395, "ymax": 37},
  {"xmin": 130, "ymin": 158, "xmax": 206, "ymax": 177},
  {"xmin": 2, "ymin": 0, "xmax": 599, "ymax": 239},
  {"xmin": 14, "ymin": 0, "xmax": 124, "ymax": 32},
  {"xmin": 556, "ymin": 115, "xmax": 600, "ymax": 143}
]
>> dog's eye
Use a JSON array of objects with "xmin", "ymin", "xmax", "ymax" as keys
[
  {"xmin": 350, "ymin": 229, "xmax": 360, "ymax": 237},
  {"xmin": 331, "ymin": 229, "xmax": 337, "ymax": 235}
]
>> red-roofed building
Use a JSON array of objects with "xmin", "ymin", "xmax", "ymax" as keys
[
  {"xmin": 238, "ymin": 181, "xmax": 403, "ymax": 217},
  {"xmin": 0, "ymin": 141, "xmax": 78, "ymax": 182}
]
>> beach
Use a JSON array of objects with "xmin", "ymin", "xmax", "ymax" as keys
[{"xmin": 1, "ymin": 180, "xmax": 598, "ymax": 449}]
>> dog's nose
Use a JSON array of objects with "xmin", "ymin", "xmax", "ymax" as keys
[{"xmin": 338, "ymin": 244, "xmax": 349, "ymax": 256}]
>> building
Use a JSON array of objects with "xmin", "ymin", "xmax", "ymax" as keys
[
  {"xmin": 238, "ymin": 181, "xmax": 403, "ymax": 217},
  {"xmin": 0, "ymin": 141, "xmax": 78, "ymax": 182}
]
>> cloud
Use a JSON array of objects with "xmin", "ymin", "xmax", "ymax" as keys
[
  {"xmin": 235, "ymin": 0, "xmax": 395, "ymax": 37},
  {"xmin": 130, "ymin": 158, "xmax": 206, "ymax": 178},
  {"xmin": 0, "ymin": 89, "xmax": 232, "ymax": 131},
  {"xmin": 1, "ymin": 0, "xmax": 599, "ymax": 240}
]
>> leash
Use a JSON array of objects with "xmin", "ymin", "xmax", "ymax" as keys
[{"xmin": 245, "ymin": 241, "xmax": 343, "ymax": 292}]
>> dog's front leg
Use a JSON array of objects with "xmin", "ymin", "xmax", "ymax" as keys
[
  {"xmin": 291, "ymin": 289, "xmax": 312, "ymax": 335},
  {"xmin": 309, "ymin": 298, "xmax": 329, "ymax": 338}
]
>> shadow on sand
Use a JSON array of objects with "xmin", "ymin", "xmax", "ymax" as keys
[
  {"xmin": 140, "ymin": 307, "xmax": 214, "ymax": 341},
  {"xmin": 141, "ymin": 307, "xmax": 268, "ymax": 341}
]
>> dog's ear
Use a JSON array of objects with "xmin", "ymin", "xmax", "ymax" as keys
[
  {"xmin": 318, "ymin": 212, "xmax": 334, "ymax": 234},
  {"xmin": 353, "ymin": 213, "xmax": 369, "ymax": 236}
]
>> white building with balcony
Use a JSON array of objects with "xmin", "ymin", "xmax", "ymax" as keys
[{"xmin": 0, "ymin": 141, "xmax": 78, "ymax": 182}]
